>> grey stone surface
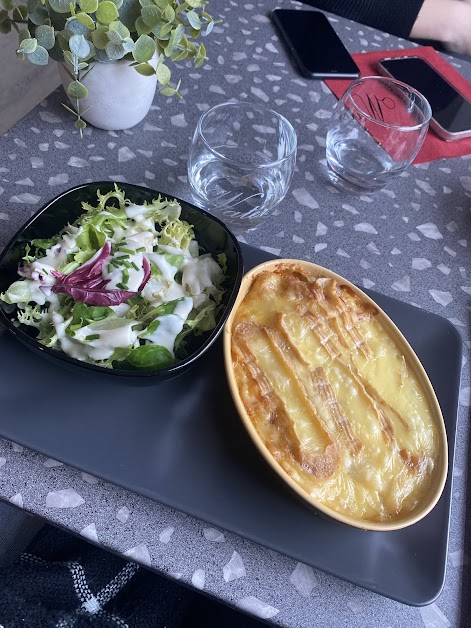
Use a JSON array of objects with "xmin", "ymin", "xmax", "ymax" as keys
[{"xmin": 0, "ymin": 1, "xmax": 470, "ymax": 626}]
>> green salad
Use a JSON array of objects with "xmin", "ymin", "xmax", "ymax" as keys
[{"xmin": 0, "ymin": 186, "xmax": 226, "ymax": 370}]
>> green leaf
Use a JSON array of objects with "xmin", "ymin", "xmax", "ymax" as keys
[
  {"xmin": 104, "ymin": 40, "xmax": 126, "ymax": 60},
  {"xmin": 63, "ymin": 49, "xmax": 74, "ymax": 64},
  {"xmin": 163, "ymin": 253, "xmax": 184, "ymax": 268},
  {"xmin": 109, "ymin": 0, "xmax": 123, "ymax": 8},
  {"xmin": 75, "ymin": 12, "xmax": 95, "ymax": 29},
  {"xmin": 135, "ymin": 16, "xmax": 152, "ymax": 35},
  {"xmin": 156, "ymin": 60, "xmax": 170, "ymax": 84},
  {"xmin": 28, "ymin": 6, "xmax": 50, "ymax": 25},
  {"xmin": 19, "ymin": 37, "xmax": 38, "ymax": 54},
  {"xmin": 0, "ymin": 8, "xmax": 8, "ymax": 22},
  {"xmin": 125, "ymin": 344, "xmax": 174, "ymax": 370},
  {"xmin": 133, "ymin": 61, "xmax": 155, "ymax": 76},
  {"xmin": 164, "ymin": 22, "xmax": 183, "ymax": 55},
  {"xmin": 163, "ymin": 3, "xmax": 174, "ymax": 21},
  {"xmin": 49, "ymin": 0, "xmax": 75, "ymax": 13},
  {"xmin": 79, "ymin": 0, "xmax": 97, "ymax": 11},
  {"xmin": 144, "ymin": 320, "xmax": 160, "ymax": 335},
  {"xmin": 69, "ymin": 33, "xmax": 90, "ymax": 57},
  {"xmin": 106, "ymin": 29, "xmax": 121, "ymax": 43},
  {"xmin": 108, "ymin": 19, "xmax": 129, "ymax": 39},
  {"xmin": 91, "ymin": 24, "xmax": 108, "ymax": 48},
  {"xmin": 76, "ymin": 222, "xmax": 106, "ymax": 251},
  {"xmin": 117, "ymin": 0, "xmax": 140, "ymax": 30},
  {"xmin": 121, "ymin": 37, "xmax": 135, "ymax": 52},
  {"xmin": 159, "ymin": 85, "xmax": 175, "ymax": 96},
  {"xmin": 95, "ymin": 0, "xmax": 118, "ymax": 23},
  {"xmin": 132, "ymin": 33, "xmax": 154, "ymax": 63},
  {"xmin": 188, "ymin": 26, "xmax": 200, "ymax": 39},
  {"xmin": 35, "ymin": 24, "xmax": 55, "ymax": 49},
  {"xmin": 141, "ymin": 5, "xmax": 162, "ymax": 28},
  {"xmin": 67, "ymin": 79, "xmax": 89, "ymax": 99},
  {"xmin": 186, "ymin": 9, "xmax": 200, "ymax": 30},
  {"xmin": 170, "ymin": 48, "xmax": 187, "ymax": 62},
  {"xmin": 159, "ymin": 20, "xmax": 173, "ymax": 37},
  {"xmin": 0, "ymin": 16, "xmax": 11, "ymax": 33},
  {"xmin": 75, "ymin": 118, "xmax": 87, "ymax": 129},
  {"xmin": 66, "ymin": 303, "xmax": 114, "ymax": 336},
  {"xmin": 0, "ymin": 0, "xmax": 14, "ymax": 10},
  {"xmin": 185, "ymin": 0, "xmax": 201, "ymax": 6},
  {"xmin": 18, "ymin": 27, "xmax": 31, "ymax": 41},
  {"xmin": 140, "ymin": 299, "xmax": 181, "ymax": 325},
  {"xmin": 194, "ymin": 41, "xmax": 206, "ymax": 67},
  {"xmin": 27, "ymin": 43, "xmax": 49, "ymax": 64},
  {"xmin": 12, "ymin": 4, "xmax": 28, "ymax": 20},
  {"xmin": 66, "ymin": 18, "xmax": 90, "ymax": 35}
]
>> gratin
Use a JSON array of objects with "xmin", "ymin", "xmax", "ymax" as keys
[{"xmin": 225, "ymin": 261, "xmax": 447, "ymax": 529}]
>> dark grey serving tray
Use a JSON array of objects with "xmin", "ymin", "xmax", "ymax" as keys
[{"xmin": 0, "ymin": 244, "xmax": 461, "ymax": 606}]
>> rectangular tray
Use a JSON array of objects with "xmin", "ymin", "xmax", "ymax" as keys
[{"xmin": 0, "ymin": 244, "xmax": 461, "ymax": 606}]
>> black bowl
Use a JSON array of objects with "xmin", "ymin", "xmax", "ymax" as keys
[{"xmin": 0, "ymin": 182, "xmax": 243, "ymax": 381}]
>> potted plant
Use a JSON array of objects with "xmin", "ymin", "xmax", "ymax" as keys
[{"xmin": 0, "ymin": 0, "xmax": 214, "ymax": 131}]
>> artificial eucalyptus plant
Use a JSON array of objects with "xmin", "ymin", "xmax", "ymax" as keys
[{"xmin": 0, "ymin": 0, "xmax": 214, "ymax": 132}]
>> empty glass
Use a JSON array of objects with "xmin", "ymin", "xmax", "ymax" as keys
[
  {"xmin": 187, "ymin": 101, "xmax": 297, "ymax": 235},
  {"xmin": 326, "ymin": 76, "xmax": 432, "ymax": 193}
]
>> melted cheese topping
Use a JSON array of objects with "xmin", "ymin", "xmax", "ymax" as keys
[{"xmin": 230, "ymin": 267, "xmax": 439, "ymax": 524}]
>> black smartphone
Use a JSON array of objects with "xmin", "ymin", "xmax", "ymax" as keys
[
  {"xmin": 272, "ymin": 8, "xmax": 360, "ymax": 80},
  {"xmin": 377, "ymin": 56, "xmax": 471, "ymax": 141}
]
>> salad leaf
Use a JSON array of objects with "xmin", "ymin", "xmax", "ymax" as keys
[
  {"xmin": 163, "ymin": 253, "xmax": 184, "ymax": 268},
  {"xmin": 139, "ymin": 298, "xmax": 181, "ymax": 326},
  {"xmin": 75, "ymin": 222, "xmax": 106, "ymax": 254},
  {"xmin": 66, "ymin": 302, "xmax": 114, "ymax": 336},
  {"xmin": 30, "ymin": 235, "xmax": 61, "ymax": 254},
  {"xmin": 159, "ymin": 219, "xmax": 195, "ymax": 250},
  {"xmin": 1, "ymin": 279, "xmax": 35, "ymax": 304},
  {"xmin": 125, "ymin": 344, "xmax": 174, "ymax": 370}
]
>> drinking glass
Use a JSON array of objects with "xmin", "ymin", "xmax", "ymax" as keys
[
  {"xmin": 326, "ymin": 76, "xmax": 432, "ymax": 193},
  {"xmin": 188, "ymin": 102, "xmax": 297, "ymax": 235}
]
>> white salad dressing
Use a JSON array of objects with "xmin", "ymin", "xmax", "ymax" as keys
[
  {"xmin": 181, "ymin": 255, "xmax": 223, "ymax": 297},
  {"xmin": 52, "ymin": 312, "xmax": 139, "ymax": 362},
  {"xmin": 142, "ymin": 297, "xmax": 194, "ymax": 356},
  {"xmin": 147, "ymin": 252, "xmax": 179, "ymax": 282},
  {"xmin": 158, "ymin": 243, "xmax": 193, "ymax": 259},
  {"xmin": 102, "ymin": 234, "xmax": 149, "ymax": 292}
]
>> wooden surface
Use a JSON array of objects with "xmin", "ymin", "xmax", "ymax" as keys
[{"xmin": 0, "ymin": 30, "xmax": 60, "ymax": 136}]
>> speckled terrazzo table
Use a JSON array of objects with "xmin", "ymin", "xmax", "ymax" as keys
[{"xmin": 1, "ymin": 1, "xmax": 470, "ymax": 626}]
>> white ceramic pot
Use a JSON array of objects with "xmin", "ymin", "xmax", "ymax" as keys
[{"xmin": 58, "ymin": 54, "xmax": 158, "ymax": 131}]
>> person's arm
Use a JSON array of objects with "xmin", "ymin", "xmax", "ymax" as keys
[
  {"xmin": 410, "ymin": 0, "xmax": 471, "ymax": 55},
  {"xmin": 299, "ymin": 0, "xmax": 425, "ymax": 40}
]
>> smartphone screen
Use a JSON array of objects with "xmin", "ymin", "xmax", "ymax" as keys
[
  {"xmin": 378, "ymin": 57, "xmax": 471, "ymax": 138},
  {"xmin": 272, "ymin": 9, "xmax": 360, "ymax": 79}
]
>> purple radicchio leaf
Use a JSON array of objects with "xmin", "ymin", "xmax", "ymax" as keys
[
  {"xmin": 139, "ymin": 256, "xmax": 151, "ymax": 290},
  {"xmin": 50, "ymin": 242, "xmax": 151, "ymax": 306}
]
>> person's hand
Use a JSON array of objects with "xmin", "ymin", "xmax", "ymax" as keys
[{"xmin": 411, "ymin": 0, "xmax": 471, "ymax": 56}]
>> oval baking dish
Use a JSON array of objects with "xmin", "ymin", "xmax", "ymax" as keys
[{"xmin": 224, "ymin": 259, "xmax": 448, "ymax": 531}]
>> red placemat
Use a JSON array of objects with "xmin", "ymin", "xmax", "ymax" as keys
[{"xmin": 324, "ymin": 46, "xmax": 471, "ymax": 164}]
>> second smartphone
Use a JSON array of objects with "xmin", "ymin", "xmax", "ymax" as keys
[
  {"xmin": 377, "ymin": 56, "xmax": 471, "ymax": 141},
  {"xmin": 272, "ymin": 9, "xmax": 360, "ymax": 80}
]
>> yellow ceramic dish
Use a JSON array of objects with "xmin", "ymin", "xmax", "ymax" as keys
[{"xmin": 223, "ymin": 259, "xmax": 448, "ymax": 531}]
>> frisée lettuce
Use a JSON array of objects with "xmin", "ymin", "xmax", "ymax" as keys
[{"xmin": 1, "ymin": 186, "xmax": 227, "ymax": 371}]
